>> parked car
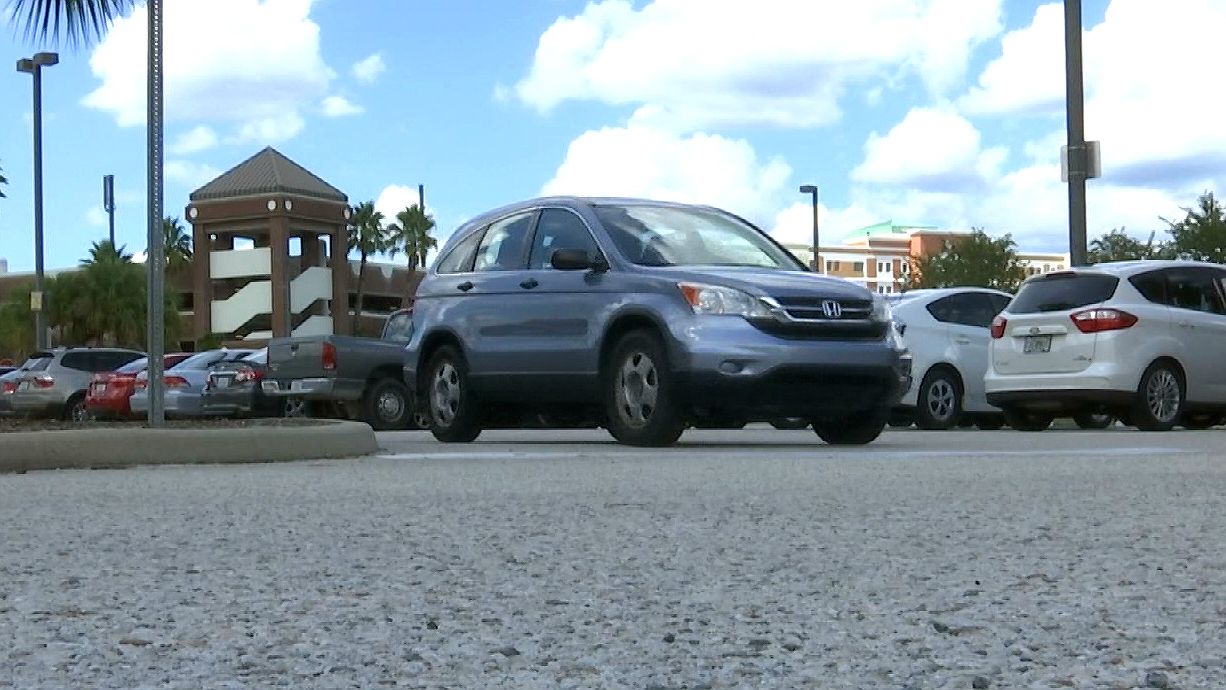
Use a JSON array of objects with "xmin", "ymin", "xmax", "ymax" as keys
[
  {"xmin": 201, "ymin": 349, "xmax": 282, "ymax": 418},
  {"xmin": 1, "ymin": 360, "xmax": 38, "ymax": 416},
  {"xmin": 9, "ymin": 348, "xmax": 144, "ymax": 421},
  {"xmin": 85, "ymin": 353, "xmax": 192, "ymax": 420},
  {"xmin": 404, "ymin": 197, "xmax": 911, "ymax": 447},
  {"xmin": 261, "ymin": 309, "xmax": 420, "ymax": 430},
  {"xmin": 889, "ymin": 288, "xmax": 1012, "ymax": 429},
  {"xmin": 131, "ymin": 349, "xmax": 255, "ymax": 418},
  {"xmin": 986, "ymin": 260, "xmax": 1226, "ymax": 431}
]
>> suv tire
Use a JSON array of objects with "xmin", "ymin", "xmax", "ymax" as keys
[
  {"xmin": 424, "ymin": 345, "xmax": 482, "ymax": 443},
  {"xmin": 1003, "ymin": 407, "xmax": 1053, "ymax": 431},
  {"xmin": 363, "ymin": 378, "xmax": 412, "ymax": 431},
  {"xmin": 1131, "ymin": 361, "xmax": 1184, "ymax": 432},
  {"xmin": 812, "ymin": 407, "xmax": 889, "ymax": 445},
  {"xmin": 603, "ymin": 330, "xmax": 685, "ymax": 447},
  {"xmin": 914, "ymin": 368, "xmax": 962, "ymax": 430}
]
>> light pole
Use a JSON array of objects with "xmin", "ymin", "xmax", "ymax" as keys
[
  {"xmin": 799, "ymin": 185, "xmax": 820, "ymax": 273},
  {"xmin": 103, "ymin": 174, "xmax": 116, "ymax": 247},
  {"xmin": 1064, "ymin": 0, "xmax": 1088, "ymax": 267},
  {"xmin": 16, "ymin": 51, "xmax": 59, "ymax": 350}
]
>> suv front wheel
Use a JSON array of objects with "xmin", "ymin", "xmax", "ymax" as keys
[
  {"xmin": 424, "ymin": 345, "xmax": 482, "ymax": 443},
  {"xmin": 603, "ymin": 330, "xmax": 686, "ymax": 447}
]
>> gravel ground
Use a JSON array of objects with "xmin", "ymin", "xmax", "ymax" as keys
[{"xmin": 1, "ymin": 445, "xmax": 1224, "ymax": 689}]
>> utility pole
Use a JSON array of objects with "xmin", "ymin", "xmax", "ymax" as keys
[
  {"xmin": 1064, "ymin": 0, "xmax": 1088, "ymax": 267},
  {"xmin": 146, "ymin": 0, "xmax": 166, "ymax": 426},
  {"xmin": 16, "ymin": 52, "xmax": 58, "ymax": 350},
  {"xmin": 103, "ymin": 174, "xmax": 115, "ymax": 247}
]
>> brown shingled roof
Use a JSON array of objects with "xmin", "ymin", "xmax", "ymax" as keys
[{"xmin": 189, "ymin": 147, "xmax": 347, "ymax": 203}]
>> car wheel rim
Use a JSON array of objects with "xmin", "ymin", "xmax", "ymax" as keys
[
  {"xmin": 925, "ymin": 379, "xmax": 955, "ymax": 421},
  {"xmin": 71, "ymin": 404, "xmax": 88, "ymax": 423},
  {"xmin": 377, "ymin": 390, "xmax": 404, "ymax": 421},
  {"xmin": 1146, "ymin": 369, "xmax": 1180, "ymax": 423},
  {"xmin": 616, "ymin": 351, "xmax": 658, "ymax": 428},
  {"xmin": 431, "ymin": 362, "xmax": 461, "ymax": 425}
]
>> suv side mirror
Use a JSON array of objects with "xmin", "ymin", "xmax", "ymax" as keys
[{"xmin": 551, "ymin": 249, "xmax": 608, "ymax": 272}]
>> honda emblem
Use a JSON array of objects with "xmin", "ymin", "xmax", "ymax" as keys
[{"xmin": 821, "ymin": 300, "xmax": 842, "ymax": 318}]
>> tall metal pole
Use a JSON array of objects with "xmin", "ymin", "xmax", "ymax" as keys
[
  {"xmin": 103, "ymin": 174, "xmax": 116, "ymax": 247},
  {"xmin": 31, "ymin": 65, "xmax": 47, "ymax": 349},
  {"xmin": 1064, "ymin": 0, "xmax": 1088, "ymax": 267},
  {"xmin": 146, "ymin": 0, "xmax": 166, "ymax": 426},
  {"xmin": 799, "ymin": 185, "xmax": 820, "ymax": 273}
]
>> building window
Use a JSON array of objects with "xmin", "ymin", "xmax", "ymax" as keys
[
  {"xmin": 900, "ymin": 262, "xmax": 910, "ymax": 274},
  {"xmin": 853, "ymin": 261, "xmax": 864, "ymax": 273},
  {"xmin": 878, "ymin": 261, "xmax": 892, "ymax": 273},
  {"xmin": 1044, "ymin": 264, "xmax": 1051, "ymax": 272},
  {"xmin": 825, "ymin": 260, "xmax": 833, "ymax": 272}
]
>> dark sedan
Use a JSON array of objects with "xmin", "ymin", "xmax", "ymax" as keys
[{"xmin": 201, "ymin": 349, "xmax": 282, "ymax": 417}]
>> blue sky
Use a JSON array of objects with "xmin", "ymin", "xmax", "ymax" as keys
[{"xmin": 1, "ymin": 0, "xmax": 1221, "ymax": 272}]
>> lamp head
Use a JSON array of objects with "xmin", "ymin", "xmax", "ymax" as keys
[
  {"xmin": 32, "ymin": 52, "xmax": 60, "ymax": 67},
  {"xmin": 16, "ymin": 58, "xmax": 34, "ymax": 73},
  {"xmin": 798, "ymin": 185, "xmax": 818, "ymax": 194}
]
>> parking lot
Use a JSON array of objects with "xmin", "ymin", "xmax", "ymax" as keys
[{"xmin": 2, "ymin": 425, "xmax": 1224, "ymax": 689}]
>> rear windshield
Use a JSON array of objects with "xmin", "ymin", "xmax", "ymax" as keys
[
  {"xmin": 24, "ymin": 353, "xmax": 53, "ymax": 371},
  {"xmin": 116, "ymin": 357, "xmax": 150, "ymax": 375},
  {"xmin": 1009, "ymin": 273, "xmax": 1120, "ymax": 314},
  {"xmin": 175, "ymin": 351, "xmax": 228, "ymax": 370}
]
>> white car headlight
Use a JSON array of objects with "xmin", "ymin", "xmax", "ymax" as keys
[
  {"xmin": 871, "ymin": 294, "xmax": 892, "ymax": 322},
  {"xmin": 678, "ymin": 283, "xmax": 774, "ymax": 319}
]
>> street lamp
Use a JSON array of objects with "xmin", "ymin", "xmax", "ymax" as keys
[
  {"xmin": 16, "ymin": 51, "xmax": 59, "ymax": 350},
  {"xmin": 798, "ymin": 184, "xmax": 820, "ymax": 273}
]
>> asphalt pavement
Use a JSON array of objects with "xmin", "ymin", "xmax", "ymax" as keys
[{"xmin": 1, "ymin": 425, "xmax": 1224, "ymax": 689}]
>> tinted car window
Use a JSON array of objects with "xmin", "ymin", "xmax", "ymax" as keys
[
  {"xmin": 927, "ymin": 293, "xmax": 998, "ymax": 328},
  {"xmin": 1129, "ymin": 270, "xmax": 1166, "ymax": 304},
  {"xmin": 61, "ymin": 352, "xmax": 94, "ymax": 371},
  {"xmin": 1009, "ymin": 273, "xmax": 1119, "ymax": 314},
  {"xmin": 529, "ymin": 209, "xmax": 599, "ymax": 269},
  {"xmin": 384, "ymin": 312, "xmax": 413, "ymax": 341},
  {"xmin": 95, "ymin": 351, "xmax": 141, "ymax": 372},
  {"xmin": 435, "ymin": 229, "xmax": 485, "ymax": 274},
  {"xmin": 474, "ymin": 213, "xmax": 533, "ymax": 271},
  {"xmin": 1166, "ymin": 268, "xmax": 1226, "ymax": 315},
  {"xmin": 989, "ymin": 294, "xmax": 1011, "ymax": 314}
]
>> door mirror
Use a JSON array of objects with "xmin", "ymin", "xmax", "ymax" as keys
[{"xmin": 550, "ymin": 249, "xmax": 608, "ymax": 272}]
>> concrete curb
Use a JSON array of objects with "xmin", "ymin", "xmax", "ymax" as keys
[{"xmin": 0, "ymin": 421, "xmax": 379, "ymax": 474}]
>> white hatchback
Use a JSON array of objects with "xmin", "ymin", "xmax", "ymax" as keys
[
  {"xmin": 985, "ymin": 260, "xmax": 1226, "ymax": 431},
  {"xmin": 890, "ymin": 288, "xmax": 1012, "ymax": 429}
]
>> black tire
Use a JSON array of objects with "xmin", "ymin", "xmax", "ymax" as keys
[
  {"xmin": 603, "ymin": 330, "xmax": 686, "ymax": 447},
  {"xmin": 974, "ymin": 414, "xmax": 1006, "ymax": 431},
  {"xmin": 362, "ymin": 378, "xmax": 413, "ymax": 431},
  {"xmin": 914, "ymin": 368, "xmax": 963, "ymax": 430},
  {"xmin": 1131, "ymin": 361, "xmax": 1184, "ymax": 432},
  {"xmin": 812, "ymin": 407, "xmax": 889, "ymax": 445},
  {"xmin": 1073, "ymin": 412, "xmax": 1115, "ymax": 429},
  {"xmin": 282, "ymin": 397, "xmax": 311, "ymax": 419},
  {"xmin": 1003, "ymin": 407, "xmax": 1054, "ymax": 432},
  {"xmin": 423, "ymin": 345, "xmax": 482, "ymax": 442},
  {"xmin": 63, "ymin": 394, "xmax": 90, "ymax": 423},
  {"xmin": 769, "ymin": 417, "xmax": 810, "ymax": 430}
]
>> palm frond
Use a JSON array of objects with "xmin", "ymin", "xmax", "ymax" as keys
[{"xmin": 7, "ymin": 0, "xmax": 134, "ymax": 47}]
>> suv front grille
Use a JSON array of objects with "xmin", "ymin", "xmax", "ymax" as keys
[{"xmin": 773, "ymin": 296, "xmax": 873, "ymax": 321}]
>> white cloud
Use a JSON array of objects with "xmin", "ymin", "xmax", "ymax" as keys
[
  {"xmin": 375, "ymin": 184, "xmax": 428, "ymax": 222},
  {"xmin": 86, "ymin": 207, "xmax": 108, "ymax": 228},
  {"xmin": 320, "ymin": 95, "xmax": 364, "ymax": 117},
  {"xmin": 227, "ymin": 112, "xmax": 306, "ymax": 145},
  {"xmin": 83, "ymin": 0, "xmax": 333, "ymax": 144},
  {"xmin": 168, "ymin": 125, "xmax": 219, "ymax": 155},
  {"xmin": 512, "ymin": 0, "xmax": 1002, "ymax": 130},
  {"xmin": 165, "ymin": 160, "xmax": 223, "ymax": 190},
  {"xmin": 958, "ymin": 2, "xmax": 1065, "ymax": 116},
  {"xmin": 352, "ymin": 53, "xmax": 386, "ymax": 83},
  {"xmin": 542, "ymin": 125, "xmax": 792, "ymax": 225},
  {"xmin": 768, "ymin": 201, "xmax": 881, "ymax": 248},
  {"xmin": 853, "ymin": 106, "xmax": 1005, "ymax": 191}
]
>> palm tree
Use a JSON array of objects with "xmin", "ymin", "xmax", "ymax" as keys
[
  {"xmin": 388, "ymin": 204, "xmax": 437, "ymax": 273},
  {"xmin": 346, "ymin": 201, "xmax": 389, "ymax": 335},
  {"xmin": 8, "ymin": 0, "xmax": 133, "ymax": 45},
  {"xmin": 162, "ymin": 215, "xmax": 193, "ymax": 271}
]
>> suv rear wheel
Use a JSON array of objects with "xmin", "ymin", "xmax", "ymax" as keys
[
  {"xmin": 603, "ymin": 330, "xmax": 685, "ymax": 447},
  {"xmin": 1131, "ymin": 361, "xmax": 1184, "ymax": 432},
  {"xmin": 812, "ymin": 407, "xmax": 888, "ymax": 445},
  {"xmin": 425, "ymin": 345, "xmax": 482, "ymax": 443}
]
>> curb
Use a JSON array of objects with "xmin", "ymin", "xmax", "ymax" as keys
[{"xmin": 0, "ymin": 421, "xmax": 379, "ymax": 474}]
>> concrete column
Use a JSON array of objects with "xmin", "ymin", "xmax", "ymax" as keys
[
  {"xmin": 191, "ymin": 222, "xmax": 211, "ymax": 341},
  {"xmin": 330, "ymin": 222, "xmax": 349, "ymax": 335},
  {"xmin": 270, "ymin": 216, "xmax": 290, "ymax": 337}
]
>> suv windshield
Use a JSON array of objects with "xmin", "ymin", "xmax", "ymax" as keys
[
  {"xmin": 1009, "ymin": 273, "xmax": 1120, "ymax": 314},
  {"xmin": 594, "ymin": 204, "xmax": 802, "ymax": 270}
]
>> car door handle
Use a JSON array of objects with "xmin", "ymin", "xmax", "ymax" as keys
[
  {"xmin": 955, "ymin": 336, "xmax": 972, "ymax": 344},
  {"xmin": 457, "ymin": 281, "xmax": 474, "ymax": 292},
  {"xmin": 519, "ymin": 278, "xmax": 539, "ymax": 290}
]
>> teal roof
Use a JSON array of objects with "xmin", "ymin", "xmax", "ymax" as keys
[{"xmin": 851, "ymin": 220, "xmax": 938, "ymax": 237}]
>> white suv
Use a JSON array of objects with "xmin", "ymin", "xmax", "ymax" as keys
[{"xmin": 985, "ymin": 260, "xmax": 1226, "ymax": 431}]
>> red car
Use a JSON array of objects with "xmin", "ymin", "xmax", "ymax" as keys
[{"xmin": 86, "ymin": 353, "xmax": 192, "ymax": 420}]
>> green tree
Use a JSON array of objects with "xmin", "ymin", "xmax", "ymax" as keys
[
  {"xmin": 388, "ymin": 204, "xmax": 437, "ymax": 273},
  {"xmin": 1087, "ymin": 227, "xmax": 1172, "ymax": 264},
  {"xmin": 7, "ymin": 0, "xmax": 133, "ymax": 45},
  {"xmin": 162, "ymin": 215, "xmax": 193, "ymax": 271},
  {"xmin": 346, "ymin": 201, "xmax": 389, "ymax": 335},
  {"xmin": 1166, "ymin": 191, "xmax": 1226, "ymax": 264},
  {"xmin": 906, "ymin": 229, "xmax": 1027, "ymax": 293},
  {"xmin": 0, "ymin": 284, "xmax": 35, "ymax": 359}
]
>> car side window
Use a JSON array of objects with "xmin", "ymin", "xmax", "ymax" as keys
[
  {"xmin": 473, "ymin": 212, "xmax": 534, "ymax": 272},
  {"xmin": 528, "ymin": 209, "xmax": 600, "ymax": 269},
  {"xmin": 1129, "ymin": 270, "xmax": 1166, "ymax": 304},
  {"xmin": 435, "ymin": 229, "xmax": 485, "ymax": 274},
  {"xmin": 1166, "ymin": 268, "xmax": 1226, "ymax": 315},
  {"xmin": 60, "ymin": 352, "xmax": 91, "ymax": 371},
  {"xmin": 927, "ymin": 293, "xmax": 997, "ymax": 328},
  {"xmin": 989, "ymin": 294, "xmax": 1011, "ymax": 315}
]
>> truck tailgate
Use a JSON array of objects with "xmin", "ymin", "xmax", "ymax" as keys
[{"xmin": 267, "ymin": 338, "xmax": 330, "ymax": 380}]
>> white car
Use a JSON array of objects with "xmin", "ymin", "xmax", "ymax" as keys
[
  {"xmin": 889, "ymin": 288, "xmax": 1012, "ymax": 429},
  {"xmin": 985, "ymin": 260, "xmax": 1226, "ymax": 431}
]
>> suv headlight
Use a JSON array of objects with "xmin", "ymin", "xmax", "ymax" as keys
[{"xmin": 678, "ymin": 283, "xmax": 773, "ymax": 318}]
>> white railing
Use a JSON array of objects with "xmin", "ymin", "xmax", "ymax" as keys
[
  {"xmin": 290, "ymin": 266, "xmax": 332, "ymax": 314},
  {"xmin": 210, "ymin": 280, "xmax": 272, "ymax": 333},
  {"xmin": 292, "ymin": 315, "xmax": 334, "ymax": 337},
  {"xmin": 211, "ymin": 247, "xmax": 272, "ymax": 279}
]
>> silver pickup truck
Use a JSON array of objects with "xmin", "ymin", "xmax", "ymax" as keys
[{"xmin": 261, "ymin": 309, "xmax": 421, "ymax": 430}]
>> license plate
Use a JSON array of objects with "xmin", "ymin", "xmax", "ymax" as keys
[
  {"xmin": 215, "ymin": 376, "xmax": 233, "ymax": 388},
  {"xmin": 1023, "ymin": 335, "xmax": 1052, "ymax": 353},
  {"xmin": 17, "ymin": 381, "xmax": 29, "ymax": 392},
  {"xmin": 91, "ymin": 383, "xmax": 106, "ymax": 395}
]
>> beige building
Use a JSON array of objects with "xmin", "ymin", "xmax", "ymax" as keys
[{"xmin": 784, "ymin": 221, "xmax": 1070, "ymax": 294}]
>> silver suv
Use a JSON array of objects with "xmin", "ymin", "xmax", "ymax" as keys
[
  {"xmin": 404, "ymin": 197, "xmax": 911, "ymax": 447},
  {"xmin": 9, "ymin": 348, "xmax": 144, "ymax": 421}
]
